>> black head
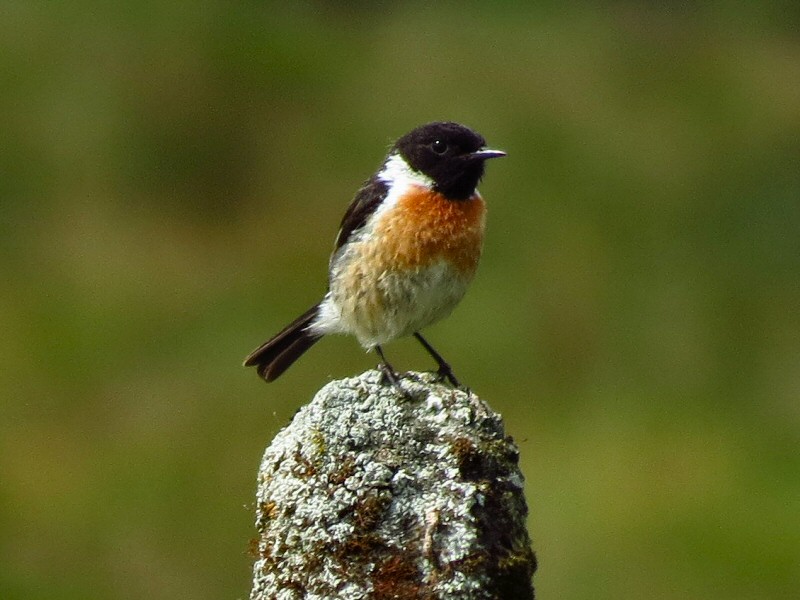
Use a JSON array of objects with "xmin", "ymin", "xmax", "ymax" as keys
[{"xmin": 393, "ymin": 122, "xmax": 505, "ymax": 200}]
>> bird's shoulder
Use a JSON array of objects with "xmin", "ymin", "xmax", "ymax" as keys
[{"xmin": 333, "ymin": 175, "xmax": 390, "ymax": 251}]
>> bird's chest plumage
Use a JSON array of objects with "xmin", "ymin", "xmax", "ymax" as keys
[
  {"xmin": 324, "ymin": 186, "xmax": 486, "ymax": 347},
  {"xmin": 370, "ymin": 186, "xmax": 486, "ymax": 274}
]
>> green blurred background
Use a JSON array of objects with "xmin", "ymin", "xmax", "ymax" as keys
[{"xmin": 2, "ymin": 2, "xmax": 799, "ymax": 598}]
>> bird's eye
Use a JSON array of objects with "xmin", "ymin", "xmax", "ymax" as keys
[{"xmin": 431, "ymin": 139, "xmax": 448, "ymax": 154}]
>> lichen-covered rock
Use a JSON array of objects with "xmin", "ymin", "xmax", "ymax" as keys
[{"xmin": 250, "ymin": 370, "xmax": 536, "ymax": 600}]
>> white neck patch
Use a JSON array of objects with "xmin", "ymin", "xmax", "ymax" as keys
[
  {"xmin": 377, "ymin": 153, "xmax": 434, "ymax": 189},
  {"xmin": 360, "ymin": 153, "xmax": 436, "ymax": 223}
]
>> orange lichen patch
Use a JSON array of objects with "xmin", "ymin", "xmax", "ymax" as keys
[{"xmin": 373, "ymin": 186, "xmax": 486, "ymax": 275}]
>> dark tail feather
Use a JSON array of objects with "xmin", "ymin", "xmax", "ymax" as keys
[{"xmin": 243, "ymin": 304, "xmax": 323, "ymax": 382}]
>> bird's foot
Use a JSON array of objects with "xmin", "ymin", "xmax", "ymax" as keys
[
  {"xmin": 433, "ymin": 363, "xmax": 461, "ymax": 388},
  {"xmin": 377, "ymin": 362, "xmax": 409, "ymax": 396}
]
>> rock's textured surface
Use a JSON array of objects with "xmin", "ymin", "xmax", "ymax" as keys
[{"xmin": 250, "ymin": 371, "xmax": 536, "ymax": 600}]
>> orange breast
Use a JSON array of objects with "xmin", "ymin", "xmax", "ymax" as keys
[{"xmin": 372, "ymin": 186, "xmax": 486, "ymax": 276}]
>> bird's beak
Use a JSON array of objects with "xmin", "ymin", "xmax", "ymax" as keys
[{"xmin": 471, "ymin": 148, "xmax": 507, "ymax": 160}]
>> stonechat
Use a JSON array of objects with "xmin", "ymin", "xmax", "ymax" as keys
[{"xmin": 244, "ymin": 121, "xmax": 505, "ymax": 387}]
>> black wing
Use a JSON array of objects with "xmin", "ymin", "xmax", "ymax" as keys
[{"xmin": 333, "ymin": 176, "xmax": 389, "ymax": 251}]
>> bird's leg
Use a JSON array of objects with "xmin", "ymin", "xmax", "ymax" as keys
[
  {"xmin": 413, "ymin": 332, "xmax": 461, "ymax": 388},
  {"xmin": 375, "ymin": 345, "xmax": 405, "ymax": 393}
]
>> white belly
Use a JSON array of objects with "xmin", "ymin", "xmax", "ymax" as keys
[{"xmin": 312, "ymin": 259, "xmax": 471, "ymax": 349}]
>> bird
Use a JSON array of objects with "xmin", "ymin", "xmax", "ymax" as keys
[{"xmin": 244, "ymin": 121, "xmax": 505, "ymax": 388}]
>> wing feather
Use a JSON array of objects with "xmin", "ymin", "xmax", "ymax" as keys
[{"xmin": 333, "ymin": 176, "xmax": 389, "ymax": 251}]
